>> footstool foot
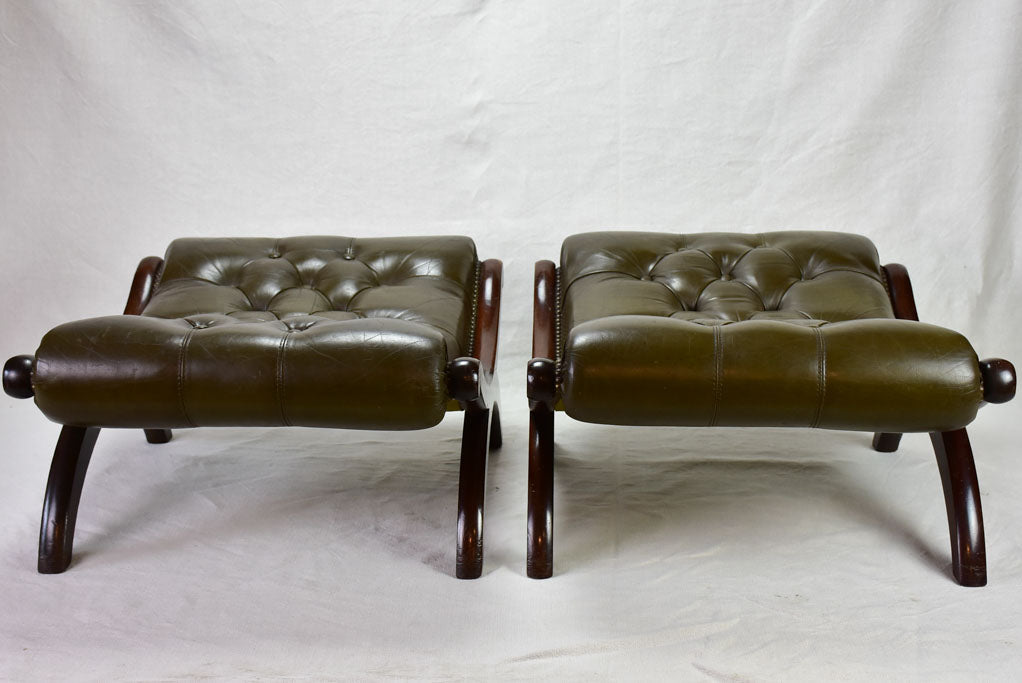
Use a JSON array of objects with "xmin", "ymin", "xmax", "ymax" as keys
[
  {"xmin": 872, "ymin": 432, "xmax": 902, "ymax": 452},
  {"xmin": 526, "ymin": 403, "xmax": 554, "ymax": 579},
  {"xmin": 931, "ymin": 428, "xmax": 986, "ymax": 587},
  {"xmin": 144, "ymin": 429, "xmax": 173, "ymax": 444},
  {"xmin": 488, "ymin": 404, "xmax": 502, "ymax": 451},
  {"xmin": 456, "ymin": 405, "xmax": 490, "ymax": 579},
  {"xmin": 39, "ymin": 426, "xmax": 101, "ymax": 574}
]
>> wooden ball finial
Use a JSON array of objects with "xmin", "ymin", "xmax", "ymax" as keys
[
  {"xmin": 980, "ymin": 358, "xmax": 1016, "ymax": 404},
  {"xmin": 3, "ymin": 355, "xmax": 34, "ymax": 399}
]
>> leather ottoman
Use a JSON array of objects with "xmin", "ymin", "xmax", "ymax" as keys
[
  {"xmin": 5, "ymin": 236, "xmax": 502, "ymax": 579},
  {"xmin": 526, "ymin": 231, "xmax": 1015, "ymax": 585}
]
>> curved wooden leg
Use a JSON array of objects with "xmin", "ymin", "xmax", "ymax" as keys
[
  {"xmin": 456, "ymin": 407, "xmax": 491, "ymax": 579},
  {"xmin": 144, "ymin": 429, "xmax": 172, "ymax": 444},
  {"xmin": 872, "ymin": 432, "xmax": 902, "ymax": 452},
  {"xmin": 930, "ymin": 429, "xmax": 986, "ymax": 587},
  {"xmin": 527, "ymin": 406, "xmax": 554, "ymax": 579},
  {"xmin": 39, "ymin": 426, "xmax": 101, "ymax": 574},
  {"xmin": 488, "ymin": 403, "xmax": 502, "ymax": 451}
]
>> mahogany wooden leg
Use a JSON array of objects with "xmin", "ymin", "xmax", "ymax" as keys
[
  {"xmin": 488, "ymin": 403, "xmax": 502, "ymax": 451},
  {"xmin": 38, "ymin": 426, "xmax": 101, "ymax": 574},
  {"xmin": 456, "ymin": 406, "xmax": 491, "ymax": 579},
  {"xmin": 930, "ymin": 428, "xmax": 986, "ymax": 587},
  {"xmin": 872, "ymin": 432, "xmax": 902, "ymax": 452},
  {"xmin": 527, "ymin": 405, "xmax": 554, "ymax": 579},
  {"xmin": 144, "ymin": 429, "xmax": 172, "ymax": 444}
]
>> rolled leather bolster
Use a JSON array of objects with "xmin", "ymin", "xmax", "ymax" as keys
[
  {"xmin": 33, "ymin": 315, "xmax": 451, "ymax": 430},
  {"xmin": 561, "ymin": 316, "xmax": 983, "ymax": 432}
]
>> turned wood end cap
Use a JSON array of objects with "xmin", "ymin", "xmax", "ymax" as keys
[
  {"xmin": 527, "ymin": 358, "xmax": 557, "ymax": 406},
  {"xmin": 3, "ymin": 355, "xmax": 34, "ymax": 399},
  {"xmin": 980, "ymin": 358, "xmax": 1015, "ymax": 404},
  {"xmin": 447, "ymin": 357, "xmax": 481, "ymax": 403}
]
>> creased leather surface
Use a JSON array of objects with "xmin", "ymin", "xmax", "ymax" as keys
[
  {"xmin": 33, "ymin": 236, "xmax": 477, "ymax": 428},
  {"xmin": 560, "ymin": 231, "xmax": 984, "ymax": 431}
]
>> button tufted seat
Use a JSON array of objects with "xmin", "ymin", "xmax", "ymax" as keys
[
  {"xmin": 5, "ymin": 235, "xmax": 502, "ymax": 579},
  {"xmin": 34, "ymin": 236, "xmax": 477, "ymax": 429},
  {"xmin": 526, "ymin": 230, "xmax": 1015, "ymax": 586},
  {"xmin": 558, "ymin": 231, "xmax": 981, "ymax": 431}
]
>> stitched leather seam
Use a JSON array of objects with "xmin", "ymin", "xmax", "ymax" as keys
[
  {"xmin": 362, "ymin": 269, "xmax": 468, "ymax": 289},
  {"xmin": 387, "ymin": 273, "xmax": 466, "ymax": 283},
  {"xmin": 807, "ymin": 267, "xmax": 885, "ymax": 283},
  {"xmin": 771, "ymin": 245, "xmax": 805, "ymax": 278},
  {"xmin": 654, "ymin": 279, "xmax": 688, "ymax": 311},
  {"xmin": 359, "ymin": 259, "xmax": 383, "ymax": 282},
  {"xmin": 646, "ymin": 248, "xmax": 681, "ymax": 275},
  {"xmin": 232, "ymin": 285, "xmax": 257, "ymax": 310},
  {"xmin": 733, "ymin": 278, "xmax": 767, "ymax": 310},
  {"xmin": 176, "ymin": 328, "xmax": 197, "ymax": 428},
  {"xmin": 388, "ymin": 250, "xmax": 436, "ymax": 282},
  {"xmin": 173, "ymin": 264, "xmax": 486, "ymax": 292},
  {"xmin": 280, "ymin": 256, "xmax": 303, "ymax": 285},
  {"xmin": 774, "ymin": 276, "xmax": 808, "ymax": 308},
  {"xmin": 276, "ymin": 332, "xmax": 292, "ymax": 427},
  {"xmin": 266, "ymin": 286, "xmax": 330, "ymax": 311},
  {"xmin": 692, "ymin": 276, "xmax": 721, "ymax": 308},
  {"xmin": 168, "ymin": 275, "xmax": 245, "ymax": 287},
  {"xmin": 773, "ymin": 270, "xmax": 886, "ymax": 307},
  {"xmin": 811, "ymin": 327, "xmax": 827, "ymax": 428},
  {"xmin": 725, "ymin": 247, "xmax": 756, "ymax": 273},
  {"xmin": 344, "ymin": 285, "xmax": 376, "ymax": 312},
  {"xmin": 710, "ymin": 325, "xmax": 722, "ymax": 427},
  {"xmin": 559, "ymin": 269, "xmax": 640, "ymax": 300},
  {"xmin": 688, "ymin": 247, "xmax": 724, "ymax": 267},
  {"xmin": 774, "ymin": 269, "xmax": 885, "ymax": 310},
  {"xmin": 308, "ymin": 288, "xmax": 332, "ymax": 310}
]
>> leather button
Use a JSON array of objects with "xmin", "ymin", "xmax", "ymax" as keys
[{"xmin": 284, "ymin": 319, "xmax": 317, "ymax": 332}]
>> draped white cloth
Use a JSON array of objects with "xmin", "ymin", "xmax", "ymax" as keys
[{"xmin": 2, "ymin": 1, "xmax": 1020, "ymax": 678}]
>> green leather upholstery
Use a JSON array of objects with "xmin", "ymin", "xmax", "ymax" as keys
[
  {"xmin": 33, "ymin": 236, "xmax": 478, "ymax": 429},
  {"xmin": 559, "ymin": 231, "xmax": 984, "ymax": 431}
]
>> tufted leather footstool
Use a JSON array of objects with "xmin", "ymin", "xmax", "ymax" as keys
[
  {"xmin": 4, "ymin": 236, "xmax": 502, "ymax": 579},
  {"xmin": 526, "ymin": 231, "xmax": 1015, "ymax": 585}
]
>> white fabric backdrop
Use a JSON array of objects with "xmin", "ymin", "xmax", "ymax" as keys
[{"xmin": 2, "ymin": 1, "xmax": 1020, "ymax": 679}]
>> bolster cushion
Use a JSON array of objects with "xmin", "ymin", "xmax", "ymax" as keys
[
  {"xmin": 561, "ymin": 316, "xmax": 984, "ymax": 432},
  {"xmin": 33, "ymin": 314, "xmax": 450, "ymax": 430}
]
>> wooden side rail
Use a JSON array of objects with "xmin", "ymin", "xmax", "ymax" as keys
[
  {"xmin": 882, "ymin": 263, "xmax": 919, "ymax": 322},
  {"xmin": 123, "ymin": 256, "xmax": 164, "ymax": 316},
  {"xmin": 527, "ymin": 260, "xmax": 557, "ymax": 579},
  {"xmin": 452, "ymin": 258, "xmax": 503, "ymax": 579}
]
